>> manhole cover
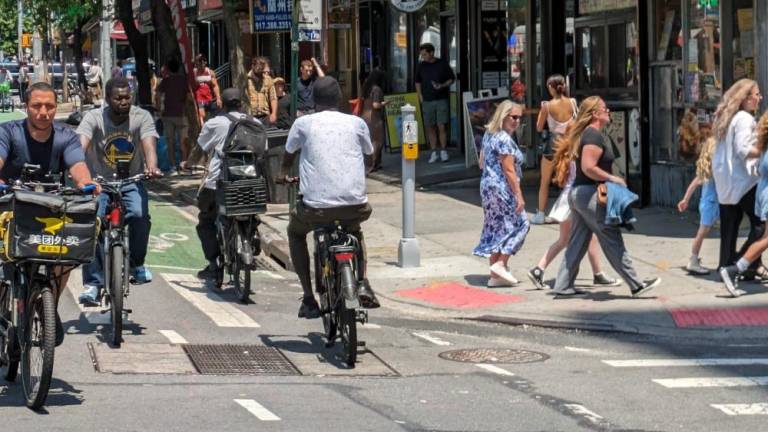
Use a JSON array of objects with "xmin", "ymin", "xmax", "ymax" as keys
[
  {"xmin": 438, "ymin": 348, "xmax": 549, "ymax": 364},
  {"xmin": 183, "ymin": 344, "xmax": 301, "ymax": 375}
]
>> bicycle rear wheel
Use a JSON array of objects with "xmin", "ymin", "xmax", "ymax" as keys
[
  {"xmin": 0, "ymin": 283, "xmax": 18, "ymax": 382},
  {"xmin": 21, "ymin": 286, "xmax": 55, "ymax": 410},
  {"xmin": 337, "ymin": 263, "xmax": 358, "ymax": 367},
  {"xmin": 109, "ymin": 246, "xmax": 124, "ymax": 348},
  {"xmin": 232, "ymin": 256, "xmax": 251, "ymax": 304}
]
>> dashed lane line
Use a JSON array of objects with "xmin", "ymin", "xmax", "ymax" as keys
[
  {"xmin": 159, "ymin": 330, "xmax": 188, "ymax": 344},
  {"xmin": 563, "ymin": 404, "xmax": 605, "ymax": 425},
  {"xmin": 160, "ymin": 273, "xmax": 260, "ymax": 328},
  {"xmin": 653, "ymin": 376, "xmax": 768, "ymax": 388},
  {"xmin": 412, "ymin": 332, "xmax": 451, "ymax": 346},
  {"xmin": 604, "ymin": 358, "xmax": 768, "ymax": 368},
  {"xmin": 234, "ymin": 399, "xmax": 281, "ymax": 421},
  {"xmin": 476, "ymin": 364, "xmax": 515, "ymax": 376},
  {"xmin": 711, "ymin": 403, "xmax": 768, "ymax": 415}
]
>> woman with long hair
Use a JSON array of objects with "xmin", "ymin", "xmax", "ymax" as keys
[
  {"xmin": 531, "ymin": 75, "xmax": 578, "ymax": 225},
  {"xmin": 361, "ymin": 70, "xmax": 388, "ymax": 172},
  {"xmin": 551, "ymin": 96, "xmax": 659, "ymax": 296},
  {"xmin": 473, "ymin": 101, "xmax": 530, "ymax": 286},
  {"xmin": 710, "ymin": 79, "xmax": 763, "ymax": 278}
]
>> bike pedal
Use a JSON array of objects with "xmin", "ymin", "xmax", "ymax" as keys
[
  {"xmin": 123, "ymin": 308, "xmax": 133, "ymax": 314},
  {"xmin": 356, "ymin": 310, "xmax": 368, "ymax": 323},
  {"xmin": 356, "ymin": 341, "xmax": 366, "ymax": 347},
  {"xmin": 99, "ymin": 309, "xmax": 110, "ymax": 314}
]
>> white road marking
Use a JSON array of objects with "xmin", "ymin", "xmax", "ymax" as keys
[
  {"xmin": 159, "ymin": 330, "xmax": 188, "ymax": 344},
  {"xmin": 412, "ymin": 332, "xmax": 451, "ymax": 346},
  {"xmin": 653, "ymin": 376, "xmax": 768, "ymax": 388},
  {"xmin": 565, "ymin": 346, "xmax": 592, "ymax": 352},
  {"xmin": 234, "ymin": 399, "xmax": 281, "ymax": 421},
  {"xmin": 159, "ymin": 233, "xmax": 189, "ymax": 242},
  {"xmin": 363, "ymin": 323, "xmax": 382, "ymax": 329},
  {"xmin": 149, "ymin": 264, "xmax": 201, "ymax": 272},
  {"xmin": 476, "ymin": 364, "xmax": 515, "ymax": 376},
  {"xmin": 711, "ymin": 403, "xmax": 768, "ymax": 415},
  {"xmin": 160, "ymin": 273, "xmax": 260, "ymax": 328},
  {"xmin": 604, "ymin": 358, "xmax": 768, "ymax": 368},
  {"xmin": 563, "ymin": 404, "xmax": 604, "ymax": 424},
  {"xmin": 254, "ymin": 270, "xmax": 284, "ymax": 280}
]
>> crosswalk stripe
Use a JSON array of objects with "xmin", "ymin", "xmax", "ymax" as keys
[
  {"xmin": 234, "ymin": 399, "xmax": 281, "ymax": 421},
  {"xmin": 160, "ymin": 273, "xmax": 260, "ymax": 328},
  {"xmin": 159, "ymin": 330, "xmax": 188, "ymax": 344},
  {"xmin": 653, "ymin": 376, "xmax": 768, "ymax": 388},
  {"xmin": 254, "ymin": 270, "xmax": 284, "ymax": 280},
  {"xmin": 476, "ymin": 364, "xmax": 515, "ymax": 376},
  {"xmin": 604, "ymin": 358, "xmax": 768, "ymax": 368},
  {"xmin": 711, "ymin": 403, "xmax": 768, "ymax": 415},
  {"xmin": 412, "ymin": 332, "xmax": 451, "ymax": 346}
]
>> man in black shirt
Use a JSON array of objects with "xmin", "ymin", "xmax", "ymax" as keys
[
  {"xmin": 415, "ymin": 43, "xmax": 455, "ymax": 163},
  {"xmin": 296, "ymin": 58, "xmax": 325, "ymax": 116}
]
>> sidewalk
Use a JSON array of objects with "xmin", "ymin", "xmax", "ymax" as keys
[{"xmin": 154, "ymin": 173, "xmax": 768, "ymax": 341}]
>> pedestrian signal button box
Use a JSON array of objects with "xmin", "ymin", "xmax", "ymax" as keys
[
  {"xmin": 403, "ymin": 143, "xmax": 419, "ymax": 160},
  {"xmin": 402, "ymin": 120, "xmax": 418, "ymax": 160}
]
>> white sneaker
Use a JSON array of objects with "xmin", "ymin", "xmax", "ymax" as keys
[
  {"xmin": 440, "ymin": 150, "xmax": 449, "ymax": 162},
  {"xmin": 428, "ymin": 152, "xmax": 439, "ymax": 163},
  {"xmin": 487, "ymin": 276, "xmax": 513, "ymax": 288},
  {"xmin": 685, "ymin": 256, "xmax": 710, "ymax": 275},
  {"xmin": 490, "ymin": 262, "xmax": 519, "ymax": 285},
  {"xmin": 530, "ymin": 211, "xmax": 545, "ymax": 225}
]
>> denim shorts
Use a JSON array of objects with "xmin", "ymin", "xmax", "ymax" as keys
[{"xmin": 421, "ymin": 99, "xmax": 449, "ymax": 127}]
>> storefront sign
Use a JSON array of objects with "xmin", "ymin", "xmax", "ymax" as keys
[
  {"xmin": 328, "ymin": 0, "xmax": 352, "ymax": 29},
  {"xmin": 464, "ymin": 96, "xmax": 507, "ymax": 165},
  {"xmin": 298, "ymin": 0, "xmax": 322, "ymax": 42},
  {"xmin": 390, "ymin": 0, "xmax": 428, "ymax": 13},
  {"xmin": 480, "ymin": 2, "xmax": 506, "ymax": 89},
  {"xmin": 383, "ymin": 93, "xmax": 426, "ymax": 150},
  {"xmin": 253, "ymin": 0, "xmax": 292, "ymax": 33},
  {"xmin": 579, "ymin": 0, "xmax": 634, "ymax": 15}
]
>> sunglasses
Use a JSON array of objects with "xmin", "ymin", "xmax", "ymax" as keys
[{"xmin": 508, "ymin": 115, "xmax": 522, "ymax": 120}]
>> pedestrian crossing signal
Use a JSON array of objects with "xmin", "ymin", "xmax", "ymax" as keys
[{"xmin": 21, "ymin": 34, "xmax": 31, "ymax": 48}]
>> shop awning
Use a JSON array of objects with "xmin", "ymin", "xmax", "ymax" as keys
[{"xmin": 111, "ymin": 21, "xmax": 127, "ymax": 40}]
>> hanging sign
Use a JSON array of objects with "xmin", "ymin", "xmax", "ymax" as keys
[
  {"xmin": 390, "ymin": 0, "xmax": 428, "ymax": 13},
  {"xmin": 253, "ymin": 0, "xmax": 292, "ymax": 33},
  {"xmin": 298, "ymin": 0, "xmax": 322, "ymax": 42},
  {"xmin": 328, "ymin": 0, "xmax": 352, "ymax": 29}
]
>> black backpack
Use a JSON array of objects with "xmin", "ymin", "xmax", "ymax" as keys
[{"xmin": 218, "ymin": 113, "xmax": 268, "ymax": 181}]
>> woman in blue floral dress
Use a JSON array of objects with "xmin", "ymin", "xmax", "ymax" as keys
[{"xmin": 473, "ymin": 101, "xmax": 530, "ymax": 287}]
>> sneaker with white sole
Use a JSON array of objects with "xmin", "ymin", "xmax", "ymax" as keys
[
  {"xmin": 530, "ymin": 211, "xmax": 546, "ymax": 225},
  {"xmin": 440, "ymin": 150, "xmax": 449, "ymax": 162},
  {"xmin": 78, "ymin": 284, "xmax": 100, "ymax": 306},
  {"xmin": 631, "ymin": 278, "xmax": 661, "ymax": 297},
  {"xmin": 487, "ymin": 276, "xmax": 513, "ymax": 288},
  {"xmin": 719, "ymin": 266, "xmax": 746, "ymax": 297},
  {"xmin": 527, "ymin": 267, "xmax": 548, "ymax": 289},
  {"xmin": 489, "ymin": 262, "xmax": 519, "ymax": 285},
  {"xmin": 686, "ymin": 256, "xmax": 710, "ymax": 275},
  {"xmin": 428, "ymin": 152, "xmax": 439, "ymax": 163},
  {"xmin": 593, "ymin": 272, "xmax": 621, "ymax": 286}
]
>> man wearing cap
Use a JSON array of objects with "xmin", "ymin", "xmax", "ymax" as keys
[
  {"xmin": 273, "ymin": 77, "xmax": 293, "ymax": 129},
  {"xmin": 278, "ymin": 76, "xmax": 380, "ymax": 319},
  {"xmin": 194, "ymin": 88, "xmax": 258, "ymax": 279}
]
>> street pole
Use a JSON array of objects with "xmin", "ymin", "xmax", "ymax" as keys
[
  {"xmin": 288, "ymin": 0, "xmax": 299, "ymax": 211},
  {"xmin": 17, "ymin": 0, "xmax": 23, "ymax": 61},
  {"xmin": 398, "ymin": 104, "xmax": 420, "ymax": 268},
  {"xmin": 100, "ymin": 0, "xmax": 113, "ymax": 85}
]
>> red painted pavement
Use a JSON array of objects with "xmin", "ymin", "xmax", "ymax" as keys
[
  {"xmin": 670, "ymin": 307, "xmax": 768, "ymax": 327},
  {"xmin": 395, "ymin": 282, "xmax": 523, "ymax": 309}
]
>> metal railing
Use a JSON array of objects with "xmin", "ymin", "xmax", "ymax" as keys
[{"xmin": 215, "ymin": 62, "xmax": 231, "ymax": 89}]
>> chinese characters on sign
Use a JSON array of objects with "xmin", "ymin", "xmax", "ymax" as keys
[{"xmin": 253, "ymin": 0, "xmax": 292, "ymax": 33}]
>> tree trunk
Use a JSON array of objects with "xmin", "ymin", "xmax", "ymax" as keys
[
  {"xmin": 116, "ymin": 0, "xmax": 151, "ymax": 105},
  {"xmin": 150, "ymin": 0, "xmax": 181, "ymax": 66},
  {"xmin": 223, "ymin": 1, "xmax": 247, "ymax": 93}
]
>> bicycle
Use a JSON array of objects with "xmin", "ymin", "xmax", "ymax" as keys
[
  {"xmin": 91, "ymin": 170, "xmax": 151, "ymax": 348},
  {"xmin": 214, "ymin": 173, "xmax": 267, "ymax": 304},
  {"xmin": 0, "ymin": 167, "xmax": 97, "ymax": 409},
  {"xmin": 0, "ymin": 80, "xmax": 12, "ymax": 112}
]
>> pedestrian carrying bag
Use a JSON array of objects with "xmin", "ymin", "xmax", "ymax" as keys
[
  {"xmin": 215, "ymin": 113, "xmax": 270, "ymax": 216},
  {"xmin": 0, "ymin": 190, "xmax": 99, "ymax": 263}
]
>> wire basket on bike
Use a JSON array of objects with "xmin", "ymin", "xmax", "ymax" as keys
[{"xmin": 0, "ymin": 190, "xmax": 99, "ymax": 264}]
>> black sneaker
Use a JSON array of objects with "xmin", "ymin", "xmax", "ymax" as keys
[
  {"xmin": 593, "ymin": 272, "xmax": 622, "ymax": 287},
  {"xmin": 527, "ymin": 267, "xmax": 547, "ymax": 290},
  {"xmin": 719, "ymin": 266, "xmax": 746, "ymax": 298},
  {"xmin": 298, "ymin": 296, "xmax": 321, "ymax": 319},
  {"xmin": 55, "ymin": 311, "xmax": 64, "ymax": 347},
  {"xmin": 197, "ymin": 263, "xmax": 218, "ymax": 280},
  {"xmin": 358, "ymin": 279, "xmax": 380, "ymax": 309},
  {"xmin": 631, "ymin": 278, "xmax": 661, "ymax": 297}
]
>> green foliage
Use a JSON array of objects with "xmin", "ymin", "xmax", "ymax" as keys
[{"xmin": 0, "ymin": 0, "xmax": 35, "ymax": 56}]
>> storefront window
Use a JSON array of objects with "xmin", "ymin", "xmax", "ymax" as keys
[
  {"xmin": 413, "ymin": 0, "xmax": 441, "ymax": 56},
  {"xmin": 654, "ymin": 0, "xmax": 683, "ymax": 61},
  {"xmin": 506, "ymin": 0, "xmax": 527, "ymax": 103},
  {"xmin": 388, "ymin": 6, "xmax": 408, "ymax": 93},
  {"xmin": 574, "ymin": 8, "xmax": 637, "ymax": 92},
  {"xmin": 732, "ymin": 0, "xmax": 755, "ymax": 81},
  {"xmin": 576, "ymin": 26, "xmax": 606, "ymax": 89},
  {"xmin": 685, "ymin": 0, "xmax": 721, "ymax": 104}
]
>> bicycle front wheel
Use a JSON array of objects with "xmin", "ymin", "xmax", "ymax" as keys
[
  {"xmin": 337, "ymin": 263, "xmax": 358, "ymax": 367},
  {"xmin": 232, "ymin": 255, "xmax": 251, "ymax": 304},
  {"xmin": 21, "ymin": 287, "xmax": 55, "ymax": 410},
  {"xmin": 109, "ymin": 246, "xmax": 124, "ymax": 348},
  {"xmin": 0, "ymin": 282, "xmax": 18, "ymax": 382}
]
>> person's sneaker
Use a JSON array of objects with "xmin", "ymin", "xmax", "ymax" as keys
[
  {"xmin": 358, "ymin": 279, "xmax": 380, "ymax": 309},
  {"xmin": 552, "ymin": 287, "xmax": 587, "ymax": 297},
  {"xmin": 55, "ymin": 311, "xmax": 64, "ymax": 347},
  {"xmin": 167, "ymin": 168, "xmax": 179, "ymax": 177},
  {"xmin": 685, "ymin": 256, "xmax": 710, "ymax": 275},
  {"xmin": 490, "ymin": 262, "xmax": 519, "ymax": 285},
  {"xmin": 78, "ymin": 285, "xmax": 100, "ymax": 306},
  {"xmin": 719, "ymin": 266, "xmax": 745, "ymax": 297},
  {"xmin": 631, "ymin": 278, "xmax": 661, "ymax": 297},
  {"xmin": 440, "ymin": 150, "xmax": 449, "ymax": 162},
  {"xmin": 527, "ymin": 267, "xmax": 547, "ymax": 290},
  {"xmin": 530, "ymin": 211, "xmax": 546, "ymax": 225},
  {"xmin": 757, "ymin": 265, "xmax": 768, "ymax": 281},
  {"xmin": 130, "ymin": 266, "xmax": 153, "ymax": 285},
  {"xmin": 428, "ymin": 151, "xmax": 439, "ymax": 163},
  {"xmin": 543, "ymin": 216, "xmax": 557, "ymax": 224},
  {"xmin": 197, "ymin": 262, "xmax": 218, "ymax": 280},
  {"xmin": 487, "ymin": 276, "xmax": 513, "ymax": 288},
  {"xmin": 298, "ymin": 296, "xmax": 321, "ymax": 319},
  {"xmin": 593, "ymin": 272, "xmax": 622, "ymax": 287}
]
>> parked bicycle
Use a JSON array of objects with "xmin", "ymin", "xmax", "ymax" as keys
[
  {"xmin": 0, "ymin": 166, "xmax": 98, "ymax": 409},
  {"xmin": 0, "ymin": 80, "xmax": 12, "ymax": 112},
  {"xmin": 92, "ymin": 169, "xmax": 151, "ymax": 348}
]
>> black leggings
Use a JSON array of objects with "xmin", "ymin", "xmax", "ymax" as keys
[{"xmin": 719, "ymin": 186, "xmax": 764, "ymax": 269}]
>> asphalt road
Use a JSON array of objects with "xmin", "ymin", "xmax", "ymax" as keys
[{"xmin": 1, "ymin": 193, "xmax": 767, "ymax": 431}]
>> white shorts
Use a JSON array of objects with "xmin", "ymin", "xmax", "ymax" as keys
[{"xmin": 548, "ymin": 189, "xmax": 571, "ymax": 223}]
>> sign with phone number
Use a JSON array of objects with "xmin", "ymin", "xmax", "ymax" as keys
[{"xmin": 253, "ymin": 0, "xmax": 292, "ymax": 33}]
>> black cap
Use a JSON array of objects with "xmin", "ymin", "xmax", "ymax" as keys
[
  {"xmin": 313, "ymin": 76, "xmax": 341, "ymax": 111},
  {"xmin": 221, "ymin": 88, "xmax": 242, "ymax": 108}
]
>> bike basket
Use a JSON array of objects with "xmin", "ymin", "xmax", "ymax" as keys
[
  {"xmin": 216, "ymin": 177, "xmax": 268, "ymax": 216},
  {"xmin": 1, "ymin": 190, "xmax": 99, "ymax": 264}
]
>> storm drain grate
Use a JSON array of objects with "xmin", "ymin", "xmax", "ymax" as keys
[
  {"xmin": 182, "ymin": 344, "xmax": 301, "ymax": 375},
  {"xmin": 439, "ymin": 348, "xmax": 549, "ymax": 364}
]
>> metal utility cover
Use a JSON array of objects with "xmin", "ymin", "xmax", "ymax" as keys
[
  {"xmin": 439, "ymin": 348, "xmax": 549, "ymax": 364},
  {"xmin": 89, "ymin": 343, "xmax": 197, "ymax": 374},
  {"xmin": 183, "ymin": 344, "xmax": 301, "ymax": 375}
]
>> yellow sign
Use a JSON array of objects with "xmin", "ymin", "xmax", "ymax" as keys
[
  {"xmin": 21, "ymin": 34, "xmax": 32, "ymax": 48},
  {"xmin": 403, "ymin": 143, "xmax": 419, "ymax": 160},
  {"xmin": 36, "ymin": 216, "xmax": 73, "ymax": 235},
  {"xmin": 395, "ymin": 32, "xmax": 407, "ymax": 48},
  {"xmin": 383, "ymin": 93, "xmax": 426, "ymax": 150},
  {"xmin": 37, "ymin": 245, "xmax": 69, "ymax": 254}
]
